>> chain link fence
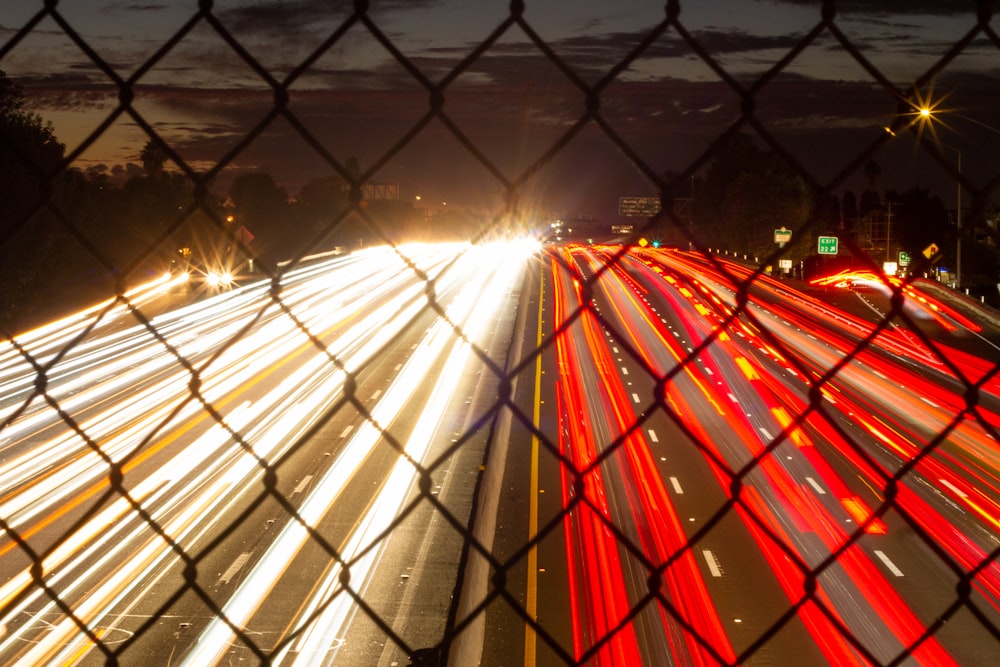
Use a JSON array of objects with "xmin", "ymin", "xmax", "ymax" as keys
[{"xmin": 2, "ymin": 1, "xmax": 999, "ymax": 665}]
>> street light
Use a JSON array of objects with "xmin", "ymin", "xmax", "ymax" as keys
[{"xmin": 917, "ymin": 107, "xmax": 962, "ymax": 289}]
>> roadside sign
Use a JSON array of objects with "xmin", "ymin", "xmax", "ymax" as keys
[
  {"xmin": 235, "ymin": 225, "xmax": 255, "ymax": 245},
  {"xmin": 774, "ymin": 228, "xmax": 792, "ymax": 244},
  {"xmin": 619, "ymin": 196, "xmax": 661, "ymax": 217},
  {"xmin": 778, "ymin": 259, "xmax": 793, "ymax": 270},
  {"xmin": 817, "ymin": 236, "xmax": 838, "ymax": 255},
  {"xmin": 922, "ymin": 243, "xmax": 939, "ymax": 259},
  {"xmin": 898, "ymin": 251, "xmax": 911, "ymax": 266}
]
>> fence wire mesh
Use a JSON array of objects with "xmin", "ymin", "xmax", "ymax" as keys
[{"xmin": 1, "ymin": 1, "xmax": 999, "ymax": 665}]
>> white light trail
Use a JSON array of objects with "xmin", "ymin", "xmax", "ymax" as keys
[{"xmin": 0, "ymin": 240, "xmax": 533, "ymax": 665}]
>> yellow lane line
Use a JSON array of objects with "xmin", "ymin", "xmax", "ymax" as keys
[{"xmin": 525, "ymin": 267, "xmax": 544, "ymax": 666}]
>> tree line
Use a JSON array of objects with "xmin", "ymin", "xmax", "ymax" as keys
[
  {"xmin": 3, "ymin": 69, "xmax": 998, "ymax": 332},
  {"xmin": 0, "ymin": 71, "xmax": 479, "ymax": 334},
  {"xmin": 664, "ymin": 133, "xmax": 998, "ymax": 296}
]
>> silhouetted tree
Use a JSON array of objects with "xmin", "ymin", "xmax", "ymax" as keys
[
  {"xmin": 841, "ymin": 191, "xmax": 858, "ymax": 232},
  {"xmin": 888, "ymin": 187, "xmax": 948, "ymax": 260},
  {"xmin": 694, "ymin": 133, "xmax": 812, "ymax": 257},
  {"xmin": 230, "ymin": 172, "xmax": 290, "ymax": 261},
  {"xmin": 140, "ymin": 139, "xmax": 169, "ymax": 179},
  {"xmin": 297, "ymin": 176, "xmax": 349, "ymax": 228},
  {"xmin": 0, "ymin": 70, "xmax": 66, "ymax": 329},
  {"xmin": 858, "ymin": 189, "xmax": 879, "ymax": 220},
  {"xmin": 0, "ymin": 69, "xmax": 64, "ymax": 227},
  {"xmin": 863, "ymin": 159, "xmax": 882, "ymax": 195}
]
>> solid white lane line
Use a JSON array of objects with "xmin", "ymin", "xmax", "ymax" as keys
[{"xmin": 874, "ymin": 550, "xmax": 904, "ymax": 577}]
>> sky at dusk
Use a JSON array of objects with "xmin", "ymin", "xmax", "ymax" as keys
[{"xmin": 1, "ymin": 1, "xmax": 998, "ymax": 219}]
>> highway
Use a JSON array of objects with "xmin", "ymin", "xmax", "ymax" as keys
[
  {"xmin": 483, "ymin": 244, "xmax": 1000, "ymax": 666},
  {"xmin": 1, "ymin": 241, "xmax": 998, "ymax": 666},
  {"xmin": 0, "ymin": 241, "xmax": 532, "ymax": 665}
]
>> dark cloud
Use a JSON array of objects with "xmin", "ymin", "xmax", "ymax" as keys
[
  {"xmin": 109, "ymin": 3, "xmax": 171, "ymax": 11},
  {"xmin": 215, "ymin": 0, "xmax": 441, "ymax": 38},
  {"xmin": 216, "ymin": 1, "xmax": 346, "ymax": 37},
  {"xmin": 775, "ymin": 0, "xmax": 978, "ymax": 16},
  {"xmin": 418, "ymin": 28, "xmax": 814, "ymax": 88}
]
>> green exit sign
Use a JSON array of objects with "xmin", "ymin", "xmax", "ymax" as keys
[
  {"xmin": 818, "ymin": 236, "xmax": 839, "ymax": 255},
  {"xmin": 898, "ymin": 251, "xmax": 911, "ymax": 266}
]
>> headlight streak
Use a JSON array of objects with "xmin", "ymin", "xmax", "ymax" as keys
[
  {"xmin": 0, "ymin": 271, "xmax": 186, "ymax": 370},
  {"xmin": 182, "ymin": 243, "xmax": 527, "ymax": 666},
  {"xmin": 0, "ymin": 241, "xmax": 532, "ymax": 664},
  {"xmin": 0, "ymin": 250, "xmax": 447, "ymax": 530}
]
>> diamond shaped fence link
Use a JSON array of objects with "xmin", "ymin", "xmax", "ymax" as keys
[{"xmin": 1, "ymin": 1, "xmax": 999, "ymax": 666}]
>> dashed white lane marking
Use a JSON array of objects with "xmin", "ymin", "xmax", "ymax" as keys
[
  {"xmin": 218, "ymin": 552, "xmax": 252, "ymax": 586},
  {"xmin": 340, "ymin": 425, "xmax": 354, "ymax": 438},
  {"xmin": 647, "ymin": 429, "xmax": 659, "ymax": 443},
  {"xmin": 670, "ymin": 477, "xmax": 684, "ymax": 494},
  {"xmin": 805, "ymin": 477, "xmax": 827, "ymax": 495},
  {"xmin": 939, "ymin": 478, "xmax": 968, "ymax": 498},
  {"xmin": 632, "ymin": 393, "xmax": 641, "ymax": 403},
  {"xmin": 702, "ymin": 549, "xmax": 723, "ymax": 577},
  {"xmin": 920, "ymin": 396, "xmax": 940, "ymax": 408},
  {"xmin": 621, "ymin": 367, "xmax": 629, "ymax": 375},
  {"xmin": 293, "ymin": 475, "xmax": 313, "ymax": 495},
  {"xmin": 874, "ymin": 550, "xmax": 904, "ymax": 577},
  {"xmin": 759, "ymin": 427, "xmax": 773, "ymax": 441},
  {"xmin": 371, "ymin": 389, "xmax": 382, "ymax": 401}
]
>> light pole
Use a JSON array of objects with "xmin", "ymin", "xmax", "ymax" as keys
[
  {"xmin": 915, "ymin": 108, "xmax": 964, "ymax": 289},
  {"xmin": 955, "ymin": 148, "xmax": 961, "ymax": 290}
]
